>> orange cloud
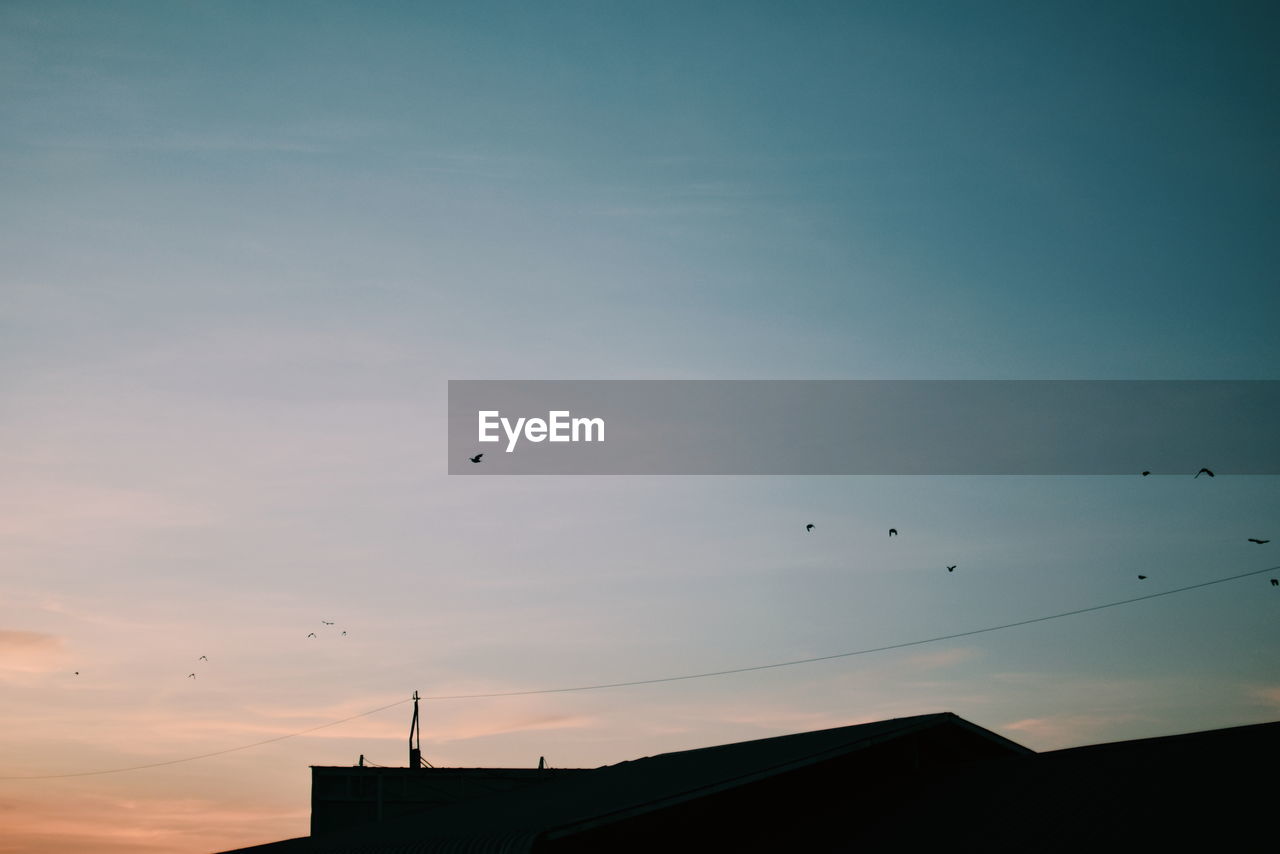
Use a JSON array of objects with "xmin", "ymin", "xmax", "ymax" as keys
[
  {"xmin": 237, "ymin": 695, "xmax": 599, "ymax": 745},
  {"xmin": 0, "ymin": 789, "xmax": 305, "ymax": 854},
  {"xmin": 1003, "ymin": 713, "xmax": 1145, "ymax": 750},
  {"xmin": 1247, "ymin": 685, "xmax": 1280, "ymax": 709},
  {"xmin": 0, "ymin": 482, "xmax": 212, "ymax": 541},
  {"xmin": 902, "ymin": 647, "xmax": 980, "ymax": 670},
  {"xmin": 0, "ymin": 630, "xmax": 66, "ymax": 673},
  {"xmin": 434, "ymin": 713, "xmax": 596, "ymax": 743}
]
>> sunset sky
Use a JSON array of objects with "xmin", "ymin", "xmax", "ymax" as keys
[{"xmin": 3, "ymin": 2, "xmax": 1278, "ymax": 852}]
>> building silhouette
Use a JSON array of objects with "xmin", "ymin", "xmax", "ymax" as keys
[{"xmin": 219, "ymin": 712, "xmax": 1279, "ymax": 853}]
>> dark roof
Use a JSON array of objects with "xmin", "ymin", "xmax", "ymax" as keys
[
  {"xmin": 220, "ymin": 712, "xmax": 1029, "ymax": 853},
  {"xmin": 223, "ymin": 715, "xmax": 1280, "ymax": 853},
  {"xmin": 855, "ymin": 718, "xmax": 1280, "ymax": 851}
]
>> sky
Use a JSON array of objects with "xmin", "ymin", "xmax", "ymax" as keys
[{"xmin": 2, "ymin": 1, "xmax": 1278, "ymax": 851}]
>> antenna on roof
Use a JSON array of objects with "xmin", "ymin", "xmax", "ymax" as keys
[{"xmin": 408, "ymin": 690, "xmax": 432, "ymax": 768}]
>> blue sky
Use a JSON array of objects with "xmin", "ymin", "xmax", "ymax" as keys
[{"xmin": 2, "ymin": 3, "xmax": 1278, "ymax": 852}]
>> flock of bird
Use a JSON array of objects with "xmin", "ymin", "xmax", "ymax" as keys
[
  {"xmin": 806, "ymin": 522, "xmax": 962, "ymax": 571},
  {"xmin": 187, "ymin": 622, "xmax": 348, "ymax": 681},
  {"xmin": 801, "ymin": 467, "xmax": 1273, "ymax": 585},
  {"xmin": 307, "ymin": 621, "xmax": 349, "ymax": 639},
  {"xmin": 73, "ymin": 461, "xmax": 1275, "ymax": 681},
  {"xmin": 476, "ymin": 453, "xmax": 1274, "ymax": 588},
  {"xmin": 72, "ymin": 621, "xmax": 350, "ymax": 680}
]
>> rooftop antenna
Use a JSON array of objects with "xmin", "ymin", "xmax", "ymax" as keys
[{"xmin": 408, "ymin": 690, "xmax": 432, "ymax": 768}]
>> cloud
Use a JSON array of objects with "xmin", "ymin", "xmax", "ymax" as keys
[
  {"xmin": 902, "ymin": 647, "xmax": 980, "ymax": 670},
  {"xmin": 1003, "ymin": 713, "xmax": 1146, "ymax": 750},
  {"xmin": 713, "ymin": 708, "xmax": 867, "ymax": 734},
  {"xmin": 433, "ymin": 714, "xmax": 597, "ymax": 743},
  {"xmin": 0, "ymin": 482, "xmax": 213, "ymax": 541},
  {"xmin": 0, "ymin": 630, "xmax": 66, "ymax": 673},
  {"xmin": 1246, "ymin": 685, "xmax": 1280, "ymax": 709},
  {"xmin": 189, "ymin": 698, "xmax": 597, "ymax": 747},
  {"xmin": 0, "ymin": 790, "xmax": 304, "ymax": 854}
]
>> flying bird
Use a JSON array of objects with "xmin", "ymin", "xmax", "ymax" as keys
[
  {"xmin": 198, "ymin": 655, "xmax": 208, "ymax": 661},
  {"xmin": 470, "ymin": 453, "xmax": 483, "ymax": 463},
  {"xmin": 307, "ymin": 632, "xmax": 316, "ymax": 638},
  {"xmin": 946, "ymin": 565, "xmax": 956, "ymax": 572},
  {"xmin": 188, "ymin": 673, "xmax": 196, "ymax": 679},
  {"xmin": 1248, "ymin": 538, "xmax": 1270, "ymax": 544},
  {"xmin": 1138, "ymin": 575, "xmax": 1147, "ymax": 580},
  {"xmin": 889, "ymin": 528, "xmax": 898, "ymax": 537},
  {"xmin": 1141, "ymin": 471, "xmax": 1151, "ymax": 476},
  {"xmin": 1195, "ymin": 468, "xmax": 1214, "ymax": 478},
  {"xmin": 341, "ymin": 631, "xmax": 348, "ymax": 636},
  {"xmin": 322, "ymin": 620, "xmax": 334, "ymax": 625},
  {"xmin": 806, "ymin": 524, "xmax": 814, "ymax": 532}
]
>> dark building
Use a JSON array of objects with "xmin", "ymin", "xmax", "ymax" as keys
[
  {"xmin": 220, "ymin": 712, "xmax": 1279, "ymax": 853},
  {"xmin": 309, "ymin": 766, "xmax": 591, "ymax": 836}
]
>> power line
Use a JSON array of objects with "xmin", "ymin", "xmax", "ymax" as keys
[
  {"xmin": 3, "ymin": 564, "xmax": 1274, "ymax": 781},
  {"xmin": 419, "ymin": 564, "xmax": 1280, "ymax": 700},
  {"xmin": 0, "ymin": 698, "xmax": 412, "ymax": 780}
]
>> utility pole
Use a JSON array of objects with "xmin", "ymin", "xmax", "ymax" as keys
[{"xmin": 408, "ymin": 690, "xmax": 431, "ymax": 768}]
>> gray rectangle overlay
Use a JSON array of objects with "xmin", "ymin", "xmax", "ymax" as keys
[{"xmin": 447, "ymin": 381, "xmax": 1279, "ymax": 475}]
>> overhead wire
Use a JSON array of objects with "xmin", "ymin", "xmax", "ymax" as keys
[
  {"xmin": 2, "ymin": 563, "xmax": 1275, "ymax": 780},
  {"xmin": 419, "ymin": 564, "xmax": 1280, "ymax": 699}
]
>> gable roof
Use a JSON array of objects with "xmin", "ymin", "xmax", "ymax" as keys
[
  {"xmin": 221, "ymin": 712, "xmax": 1029, "ymax": 853},
  {"xmin": 852, "ymin": 718, "xmax": 1280, "ymax": 851}
]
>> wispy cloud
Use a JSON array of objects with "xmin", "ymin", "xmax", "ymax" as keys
[
  {"xmin": 225, "ymin": 698, "xmax": 595, "ymax": 745},
  {"xmin": 1003, "ymin": 713, "xmax": 1148, "ymax": 750},
  {"xmin": 0, "ymin": 790, "xmax": 304, "ymax": 854},
  {"xmin": 31, "ymin": 131, "xmax": 337, "ymax": 155},
  {"xmin": 434, "ymin": 713, "xmax": 597, "ymax": 743},
  {"xmin": 902, "ymin": 646, "xmax": 980, "ymax": 670},
  {"xmin": 713, "ymin": 708, "xmax": 866, "ymax": 733},
  {"xmin": 0, "ymin": 482, "xmax": 213, "ymax": 541},
  {"xmin": 0, "ymin": 630, "xmax": 66, "ymax": 673},
  {"xmin": 1245, "ymin": 684, "xmax": 1280, "ymax": 710}
]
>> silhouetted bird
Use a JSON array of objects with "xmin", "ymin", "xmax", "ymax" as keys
[
  {"xmin": 1248, "ymin": 538, "xmax": 1270, "ymax": 544},
  {"xmin": 1195, "ymin": 468, "xmax": 1214, "ymax": 478},
  {"xmin": 341, "ymin": 631, "xmax": 348, "ymax": 636},
  {"xmin": 74, "ymin": 671, "xmax": 79, "ymax": 675},
  {"xmin": 470, "ymin": 453, "xmax": 483, "ymax": 463},
  {"xmin": 198, "ymin": 655, "xmax": 208, "ymax": 661},
  {"xmin": 806, "ymin": 523, "xmax": 814, "ymax": 532},
  {"xmin": 1138, "ymin": 575, "xmax": 1147, "ymax": 580},
  {"xmin": 322, "ymin": 620, "xmax": 334, "ymax": 625},
  {"xmin": 307, "ymin": 632, "xmax": 316, "ymax": 638},
  {"xmin": 889, "ymin": 528, "xmax": 898, "ymax": 537},
  {"xmin": 1272, "ymin": 579, "xmax": 1278, "ymax": 586},
  {"xmin": 188, "ymin": 673, "xmax": 196, "ymax": 679},
  {"xmin": 947, "ymin": 565, "xmax": 956, "ymax": 572},
  {"xmin": 1142, "ymin": 471, "xmax": 1151, "ymax": 476}
]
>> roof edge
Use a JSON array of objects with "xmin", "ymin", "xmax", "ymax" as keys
[{"xmin": 543, "ymin": 712, "xmax": 1027, "ymax": 842}]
